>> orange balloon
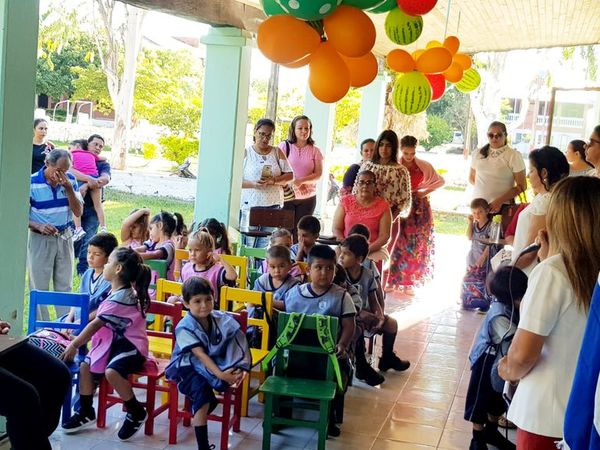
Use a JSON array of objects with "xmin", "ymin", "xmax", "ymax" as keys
[
  {"xmin": 443, "ymin": 35, "xmax": 460, "ymax": 55},
  {"xmin": 426, "ymin": 40, "xmax": 443, "ymax": 49},
  {"xmin": 386, "ymin": 49, "xmax": 415, "ymax": 72},
  {"xmin": 443, "ymin": 61, "xmax": 464, "ymax": 83},
  {"xmin": 454, "ymin": 53, "xmax": 472, "ymax": 70},
  {"xmin": 416, "ymin": 47, "xmax": 452, "ymax": 73},
  {"xmin": 257, "ymin": 16, "xmax": 321, "ymax": 64},
  {"xmin": 309, "ymin": 42, "xmax": 351, "ymax": 103},
  {"xmin": 323, "ymin": 5, "xmax": 376, "ymax": 57},
  {"xmin": 281, "ymin": 54, "xmax": 312, "ymax": 69},
  {"xmin": 342, "ymin": 52, "xmax": 378, "ymax": 88},
  {"xmin": 412, "ymin": 49, "xmax": 426, "ymax": 60}
]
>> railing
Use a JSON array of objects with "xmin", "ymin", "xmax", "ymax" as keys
[
  {"xmin": 506, "ymin": 113, "xmax": 520, "ymax": 122},
  {"xmin": 537, "ymin": 116, "xmax": 584, "ymax": 128}
]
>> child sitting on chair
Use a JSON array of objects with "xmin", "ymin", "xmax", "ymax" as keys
[
  {"xmin": 290, "ymin": 215, "xmax": 321, "ymax": 262},
  {"xmin": 347, "ymin": 224, "xmax": 384, "ymax": 307},
  {"xmin": 166, "ymin": 277, "xmax": 251, "ymax": 450},
  {"xmin": 338, "ymin": 235, "xmax": 410, "ymax": 386},
  {"xmin": 254, "ymin": 245, "xmax": 300, "ymax": 301},
  {"xmin": 260, "ymin": 228, "xmax": 304, "ymax": 278},
  {"xmin": 198, "ymin": 218, "xmax": 232, "ymax": 255}
]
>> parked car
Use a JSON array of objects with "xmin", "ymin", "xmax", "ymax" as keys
[{"xmin": 431, "ymin": 143, "xmax": 464, "ymax": 155}]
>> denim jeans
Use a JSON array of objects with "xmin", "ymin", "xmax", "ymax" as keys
[{"xmin": 74, "ymin": 205, "xmax": 100, "ymax": 275}]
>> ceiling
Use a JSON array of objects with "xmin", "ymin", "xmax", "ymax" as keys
[{"xmin": 121, "ymin": 0, "xmax": 600, "ymax": 54}]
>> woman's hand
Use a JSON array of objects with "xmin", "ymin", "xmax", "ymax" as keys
[
  {"xmin": 60, "ymin": 343, "xmax": 78, "ymax": 362},
  {"xmin": 0, "ymin": 321, "xmax": 11, "ymax": 334},
  {"xmin": 489, "ymin": 198, "xmax": 504, "ymax": 214},
  {"xmin": 536, "ymin": 229, "xmax": 549, "ymax": 261},
  {"xmin": 498, "ymin": 356, "xmax": 510, "ymax": 380}
]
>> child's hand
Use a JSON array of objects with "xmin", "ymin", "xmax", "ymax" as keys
[
  {"xmin": 335, "ymin": 344, "xmax": 347, "ymax": 357},
  {"xmin": 60, "ymin": 343, "xmax": 77, "ymax": 362},
  {"xmin": 0, "ymin": 320, "xmax": 11, "ymax": 334},
  {"xmin": 220, "ymin": 368, "xmax": 244, "ymax": 386},
  {"xmin": 468, "ymin": 214, "xmax": 474, "ymax": 222},
  {"xmin": 174, "ymin": 234, "xmax": 186, "ymax": 249}
]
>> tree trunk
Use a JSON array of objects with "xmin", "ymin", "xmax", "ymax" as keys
[{"xmin": 265, "ymin": 62, "xmax": 279, "ymax": 121}]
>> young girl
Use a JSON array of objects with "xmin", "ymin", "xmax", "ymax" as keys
[
  {"xmin": 199, "ymin": 218, "xmax": 232, "ymax": 255},
  {"xmin": 166, "ymin": 277, "xmax": 251, "ymax": 450},
  {"xmin": 121, "ymin": 208, "xmax": 151, "ymax": 247},
  {"xmin": 467, "ymin": 198, "xmax": 497, "ymax": 269},
  {"xmin": 134, "ymin": 211, "xmax": 185, "ymax": 280},
  {"xmin": 60, "ymin": 248, "xmax": 152, "ymax": 441}
]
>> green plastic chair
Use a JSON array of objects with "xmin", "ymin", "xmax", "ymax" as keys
[
  {"xmin": 238, "ymin": 245, "xmax": 267, "ymax": 260},
  {"xmin": 146, "ymin": 259, "xmax": 168, "ymax": 290},
  {"xmin": 259, "ymin": 313, "xmax": 339, "ymax": 450}
]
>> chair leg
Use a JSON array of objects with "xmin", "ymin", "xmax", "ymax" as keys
[
  {"xmin": 220, "ymin": 391, "xmax": 232, "ymax": 450},
  {"xmin": 144, "ymin": 376, "xmax": 157, "ymax": 436},
  {"xmin": 97, "ymin": 379, "xmax": 107, "ymax": 428},
  {"xmin": 241, "ymin": 372, "xmax": 251, "ymax": 417},
  {"xmin": 168, "ymin": 383, "xmax": 179, "ymax": 445},
  {"xmin": 233, "ymin": 386, "xmax": 242, "ymax": 432},
  {"xmin": 317, "ymin": 400, "xmax": 329, "ymax": 450},
  {"xmin": 262, "ymin": 393, "xmax": 273, "ymax": 450}
]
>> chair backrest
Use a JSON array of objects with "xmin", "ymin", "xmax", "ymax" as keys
[
  {"xmin": 239, "ymin": 245, "xmax": 267, "ymax": 260},
  {"xmin": 152, "ymin": 279, "xmax": 184, "ymax": 331},
  {"xmin": 147, "ymin": 300, "xmax": 184, "ymax": 352},
  {"xmin": 147, "ymin": 259, "xmax": 168, "ymax": 290},
  {"xmin": 228, "ymin": 309, "xmax": 248, "ymax": 334},
  {"xmin": 220, "ymin": 286, "xmax": 272, "ymax": 352},
  {"xmin": 173, "ymin": 248, "xmax": 190, "ymax": 280},
  {"xmin": 28, "ymin": 290, "xmax": 90, "ymax": 354},
  {"xmin": 249, "ymin": 207, "xmax": 295, "ymax": 230},
  {"xmin": 221, "ymin": 254, "xmax": 248, "ymax": 290}
]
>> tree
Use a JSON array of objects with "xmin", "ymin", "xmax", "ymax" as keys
[
  {"xmin": 422, "ymin": 115, "xmax": 453, "ymax": 149},
  {"xmin": 333, "ymin": 88, "xmax": 361, "ymax": 148},
  {"xmin": 426, "ymin": 87, "xmax": 470, "ymax": 136}
]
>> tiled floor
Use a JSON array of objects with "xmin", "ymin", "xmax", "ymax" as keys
[{"xmin": 1, "ymin": 235, "xmax": 517, "ymax": 449}]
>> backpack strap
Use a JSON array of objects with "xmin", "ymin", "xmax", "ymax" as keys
[
  {"xmin": 261, "ymin": 312, "xmax": 305, "ymax": 371},
  {"xmin": 284, "ymin": 140, "xmax": 291, "ymax": 158},
  {"xmin": 315, "ymin": 314, "xmax": 344, "ymax": 391}
]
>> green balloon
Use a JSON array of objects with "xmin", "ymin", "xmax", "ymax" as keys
[
  {"xmin": 262, "ymin": 0, "xmax": 341, "ymax": 21},
  {"xmin": 261, "ymin": 0, "xmax": 287, "ymax": 15},
  {"xmin": 342, "ymin": 0, "xmax": 384, "ymax": 9},
  {"xmin": 369, "ymin": 0, "xmax": 397, "ymax": 13}
]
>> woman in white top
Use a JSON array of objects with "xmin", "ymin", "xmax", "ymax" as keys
[
  {"xmin": 585, "ymin": 125, "xmax": 600, "ymax": 178},
  {"xmin": 510, "ymin": 146, "xmax": 569, "ymax": 274},
  {"xmin": 241, "ymin": 118, "xmax": 293, "ymax": 247},
  {"xmin": 566, "ymin": 139, "xmax": 595, "ymax": 177},
  {"xmin": 499, "ymin": 176, "xmax": 600, "ymax": 449},
  {"xmin": 469, "ymin": 121, "xmax": 526, "ymax": 213}
]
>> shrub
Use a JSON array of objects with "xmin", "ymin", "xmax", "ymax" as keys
[
  {"xmin": 423, "ymin": 115, "xmax": 453, "ymax": 149},
  {"xmin": 142, "ymin": 142, "xmax": 158, "ymax": 160},
  {"xmin": 158, "ymin": 135, "xmax": 198, "ymax": 165}
]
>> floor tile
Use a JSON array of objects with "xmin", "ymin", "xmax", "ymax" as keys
[
  {"xmin": 389, "ymin": 403, "xmax": 449, "ymax": 428},
  {"xmin": 438, "ymin": 429, "xmax": 473, "ymax": 450},
  {"xmin": 396, "ymin": 388, "xmax": 454, "ymax": 411},
  {"xmin": 305, "ymin": 431, "xmax": 376, "ymax": 450},
  {"xmin": 404, "ymin": 376, "xmax": 458, "ymax": 395},
  {"xmin": 371, "ymin": 440, "xmax": 436, "ymax": 449},
  {"xmin": 378, "ymin": 419, "xmax": 443, "ymax": 447}
]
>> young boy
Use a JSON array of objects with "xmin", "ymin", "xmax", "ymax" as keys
[
  {"xmin": 290, "ymin": 215, "xmax": 321, "ymax": 262},
  {"xmin": 347, "ymin": 224, "xmax": 384, "ymax": 308},
  {"xmin": 280, "ymin": 245, "xmax": 356, "ymax": 436},
  {"xmin": 260, "ymin": 228, "xmax": 304, "ymax": 278},
  {"xmin": 338, "ymin": 234, "xmax": 410, "ymax": 386},
  {"xmin": 465, "ymin": 266, "xmax": 526, "ymax": 450},
  {"xmin": 254, "ymin": 245, "xmax": 300, "ymax": 301},
  {"xmin": 467, "ymin": 198, "xmax": 497, "ymax": 269}
]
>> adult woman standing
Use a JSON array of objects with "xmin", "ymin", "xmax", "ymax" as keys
[
  {"xmin": 279, "ymin": 115, "xmax": 323, "ymax": 236},
  {"xmin": 566, "ymin": 139, "xmax": 594, "ymax": 176},
  {"xmin": 469, "ymin": 121, "xmax": 526, "ymax": 213},
  {"xmin": 31, "ymin": 118, "xmax": 54, "ymax": 174},
  {"xmin": 499, "ymin": 176, "xmax": 600, "ymax": 449},
  {"xmin": 241, "ymin": 118, "xmax": 293, "ymax": 247},
  {"xmin": 585, "ymin": 125, "xmax": 600, "ymax": 177},
  {"xmin": 332, "ymin": 170, "xmax": 392, "ymax": 263},
  {"xmin": 341, "ymin": 138, "xmax": 376, "ymax": 197},
  {"xmin": 388, "ymin": 136, "xmax": 445, "ymax": 294}
]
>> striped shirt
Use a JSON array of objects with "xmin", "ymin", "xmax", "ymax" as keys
[{"xmin": 29, "ymin": 168, "xmax": 80, "ymax": 231}]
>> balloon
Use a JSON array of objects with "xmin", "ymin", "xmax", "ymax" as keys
[
  {"xmin": 341, "ymin": 52, "xmax": 378, "ymax": 87},
  {"xmin": 392, "ymin": 71, "xmax": 431, "ymax": 114},
  {"xmin": 426, "ymin": 40, "xmax": 443, "ymax": 48},
  {"xmin": 386, "ymin": 49, "xmax": 415, "ymax": 72},
  {"xmin": 443, "ymin": 35, "xmax": 460, "ymax": 55},
  {"xmin": 260, "ymin": 0, "xmax": 287, "ymax": 15},
  {"xmin": 397, "ymin": 0, "xmax": 438, "ymax": 16},
  {"xmin": 308, "ymin": 42, "xmax": 351, "ymax": 103},
  {"xmin": 342, "ymin": 0, "xmax": 383, "ymax": 8},
  {"xmin": 281, "ymin": 54, "xmax": 312, "ymax": 68},
  {"xmin": 425, "ymin": 73, "xmax": 446, "ymax": 101},
  {"xmin": 257, "ymin": 16, "xmax": 321, "ymax": 64},
  {"xmin": 266, "ymin": 0, "xmax": 341, "ymax": 21},
  {"xmin": 324, "ymin": 5, "xmax": 376, "ymax": 57},
  {"xmin": 369, "ymin": 0, "xmax": 397, "ymax": 13},
  {"xmin": 455, "ymin": 68, "xmax": 481, "ymax": 93},
  {"xmin": 443, "ymin": 61, "xmax": 464, "ymax": 83},
  {"xmin": 412, "ymin": 48, "xmax": 425, "ymax": 60},
  {"xmin": 454, "ymin": 53, "xmax": 472, "ymax": 70},
  {"xmin": 385, "ymin": 8, "xmax": 423, "ymax": 45},
  {"xmin": 416, "ymin": 47, "xmax": 452, "ymax": 73}
]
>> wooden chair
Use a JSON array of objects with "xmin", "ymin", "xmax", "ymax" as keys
[
  {"xmin": 28, "ymin": 290, "xmax": 90, "ymax": 425},
  {"xmin": 168, "ymin": 311, "xmax": 247, "ymax": 449},
  {"xmin": 241, "ymin": 207, "xmax": 295, "ymax": 238},
  {"xmin": 148, "ymin": 279, "xmax": 183, "ymax": 357},
  {"xmin": 221, "ymin": 254, "xmax": 248, "ymax": 290},
  {"xmin": 96, "ymin": 301, "xmax": 183, "ymax": 437},
  {"xmin": 173, "ymin": 248, "xmax": 190, "ymax": 280},
  {"xmin": 220, "ymin": 286, "xmax": 273, "ymax": 417}
]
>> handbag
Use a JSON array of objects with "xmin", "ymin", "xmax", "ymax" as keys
[
  {"xmin": 500, "ymin": 191, "xmax": 528, "ymax": 233},
  {"xmin": 461, "ymin": 266, "xmax": 491, "ymax": 310},
  {"xmin": 281, "ymin": 141, "xmax": 295, "ymax": 202},
  {"xmin": 28, "ymin": 328, "xmax": 73, "ymax": 358}
]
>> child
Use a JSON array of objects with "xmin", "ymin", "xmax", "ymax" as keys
[
  {"xmin": 347, "ymin": 224, "xmax": 384, "ymax": 307},
  {"xmin": 254, "ymin": 245, "xmax": 300, "ymax": 301},
  {"xmin": 467, "ymin": 198, "xmax": 498, "ymax": 269},
  {"xmin": 465, "ymin": 266, "xmax": 526, "ymax": 450},
  {"xmin": 338, "ymin": 235, "xmax": 410, "ymax": 386},
  {"xmin": 134, "ymin": 211, "xmax": 185, "ymax": 280},
  {"xmin": 121, "ymin": 208, "xmax": 151, "ymax": 248},
  {"xmin": 198, "ymin": 218, "xmax": 232, "ymax": 255},
  {"xmin": 290, "ymin": 215, "xmax": 321, "ymax": 262},
  {"xmin": 166, "ymin": 277, "xmax": 251, "ymax": 450},
  {"xmin": 260, "ymin": 228, "xmax": 303, "ymax": 278},
  {"xmin": 61, "ymin": 247, "xmax": 152, "ymax": 441},
  {"xmin": 70, "ymin": 140, "xmax": 108, "ymax": 241}
]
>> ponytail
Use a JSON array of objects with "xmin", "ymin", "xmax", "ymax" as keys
[
  {"xmin": 134, "ymin": 264, "xmax": 152, "ymax": 316},
  {"xmin": 199, "ymin": 218, "xmax": 231, "ymax": 255},
  {"xmin": 173, "ymin": 212, "xmax": 185, "ymax": 236},
  {"xmin": 112, "ymin": 247, "xmax": 152, "ymax": 316},
  {"xmin": 151, "ymin": 211, "xmax": 186, "ymax": 238},
  {"xmin": 218, "ymin": 222, "xmax": 232, "ymax": 255}
]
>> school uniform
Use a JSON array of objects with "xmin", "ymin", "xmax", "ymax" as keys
[
  {"xmin": 253, "ymin": 273, "xmax": 300, "ymax": 301},
  {"xmin": 282, "ymin": 283, "xmax": 356, "ymax": 318},
  {"xmin": 345, "ymin": 267, "xmax": 377, "ymax": 312},
  {"xmin": 78, "ymin": 268, "xmax": 111, "ymax": 318},
  {"xmin": 143, "ymin": 239, "xmax": 175, "ymax": 280},
  {"xmin": 180, "ymin": 261, "xmax": 234, "ymax": 308}
]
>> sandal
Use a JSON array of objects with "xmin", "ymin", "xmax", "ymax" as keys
[{"xmin": 498, "ymin": 415, "xmax": 516, "ymax": 429}]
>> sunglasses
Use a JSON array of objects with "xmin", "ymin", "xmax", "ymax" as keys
[
  {"xmin": 357, "ymin": 180, "xmax": 375, "ymax": 186},
  {"xmin": 487, "ymin": 133, "xmax": 504, "ymax": 139}
]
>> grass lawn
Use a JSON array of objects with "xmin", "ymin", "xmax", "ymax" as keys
[{"xmin": 434, "ymin": 211, "xmax": 468, "ymax": 235}]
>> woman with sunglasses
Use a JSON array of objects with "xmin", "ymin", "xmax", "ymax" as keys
[
  {"xmin": 469, "ymin": 122, "xmax": 526, "ymax": 214},
  {"xmin": 584, "ymin": 125, "xmax": 600, "ymax": 178}
]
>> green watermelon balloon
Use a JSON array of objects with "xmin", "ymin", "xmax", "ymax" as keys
[
  {"xmin": 369, "ymin": 0, "xmax": 397, "ymax": 13},
  {"xmin": 342, "ymin": 0, "xmax": 384, "ymax": 9},
  {"xmin": 455, "ymin": 68, "xmax": 481, "ymax": 93},
  {"xmin": 262, "ymin": 0, "xmax": 341, "ymax": 20},
  {"xmin": 393, "ymin": 72, "xmax": 432, "ymax": 115},
  {"xmin": 385, "ymin": 8, "xmax": 423, "ymax": 45}
]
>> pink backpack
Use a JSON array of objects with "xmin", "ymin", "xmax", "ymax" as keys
[{"xmin": 28, "ymin": 328, "xmax": 73, "ymax": 358}]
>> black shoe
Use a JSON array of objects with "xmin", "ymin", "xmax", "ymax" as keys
[
  {"xmin": 484, "ymin": 425, "xmax": 515, "ymax": 450},
  {"xmin": 469, "ymin": 437, "xmax": 488, "ymax": 450},
  {"xmin": 327, "ymin": 423, "xmax": 341, "ymax": 437},
  {"xmin": 355, "ymin": 363, "xmax": 385, "ymax": 386},
  {"xmin": 378, "ymin": 354, "xmax": 410, "ymax": 372},
  {"xmin": 117, "ymin": 409, "xmax": 147, "ymax": 441},
  {"xmin": 62, "ymin": 410, "xmax": 96, "ymax": 434}
]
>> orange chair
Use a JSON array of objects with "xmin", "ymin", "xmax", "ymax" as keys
[
  {"xmin": 96, "ymin": 301, "xmax": 183, "ymax": 436},
  {"xmin": 168, "ymin": 311, "xmax": 247, "ymax": 449}
]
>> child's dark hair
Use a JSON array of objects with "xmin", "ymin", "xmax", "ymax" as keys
[
  {"xmin": 150, "ymin": 211, "xmax": 185, "ymax": 237},
  {"xmin": 297, "ymin": 215, "xmax": 321, "ymax": 235},
  {"xmin": 470, "ymin": 198, "xmax": 490, "ymax": 211},
  {"xmin": 341, "ymin": 234, "xmax": 369, "ymax": 261},
  {"xmin": 333, "ymin": 263, "xmax": 348, "ymax": 285},
  {"xmin": 88, "ymin": 232, "xmax": 119, "ymax": 257},
  {"xmin": 182, "ymin": 276, "xmax": 214, "ymax": 302},
  {"xmin": 307, "ymin": 244, "xmax": 336, "ymax": 265},
  {"xmin": 267, "ymin": 245, "xmax": 292, "ymax": 263},
  {"xmin": 348, "ymin": 224, "xmax": 370, "ymax": 241},
  {"xmin": 199, "ymin": 218, "xmax": 231, "ymax": 254},
  {"xmin": 487, "ymin": 266, "xmax": 528, "ymax": 306},
  {"xmin": 69, "ymin": 138, "xmax": 87, "ymax": 149},
  {"xmin": 112, "ymin": 247, "xmax": 151, "ymax": 316}
]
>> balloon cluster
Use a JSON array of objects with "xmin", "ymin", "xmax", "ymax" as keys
[{"xmin": 258, "ymin": 1, "xmax": 381, "ymax": 103}]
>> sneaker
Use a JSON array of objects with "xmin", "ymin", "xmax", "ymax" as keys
[
  {"xmin": 355, "ymin": 364, "xmax": 385, "ymax": 386},
  {"xmin": 98, "ymin": 226, "xmax": 107, "ymax": 234},
  {"xmin": 117, "ymin": 409, "xmax": 147, "ymax": 441},
  {"xmin": 62, "ymin": 410, "xmax": 96, "ymax": 434},
  {"xmin": 378, "ymin": 355, "xmax": 410, "ymax": 372},
  {"xmin": 484, "ymin": 425, "xmax": 515, "ymax": 450},
  {"xmin": 72, "ymin": 228, "xmax": 86, "ymax": 242},
  {"xmin": 327, "ymin": 422, "xmax": 341, "ymax": 437},
  {"xmin": 469, "ymin": 437, "xmax": 488, "ymax": 450}
]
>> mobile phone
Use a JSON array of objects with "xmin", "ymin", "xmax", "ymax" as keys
[{"xmin": 261, "ymin": 165, "xmax": 273, "ymax": 180}]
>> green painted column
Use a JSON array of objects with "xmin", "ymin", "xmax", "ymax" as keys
[
  {"xmin": 358, "ymin": 72, "xmax": 388, "ymax": 146},
  {"xmin": 0, "ymin": 0, "xmax": 40, "ymax": 331},
  {"xmin": 194, "ymin": 27, "xmax": 251, "ymax": 230}
]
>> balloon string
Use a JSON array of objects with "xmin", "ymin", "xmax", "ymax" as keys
[
  {"xmin": 456, "ymin": 11, "xmax": 461, "ymax": 35},
  {"xmin": 308, "ymin": 20, "xmax": 326, "ymax": 41},
  {"xmin": 443, "ymin": 0, "xmax": 452, "ymax": 38}
]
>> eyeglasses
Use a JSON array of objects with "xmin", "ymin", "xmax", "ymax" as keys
[
  {"xmin": 357, "ymin": 180, "xmax": 375, "ymax": 186},
  {"xmin": 587, "ymin": 138, "xmax": 600, "ymax": 147},
  {"xmin": 487, "ymin": 133, "xmax": 504, "ymax": 139},
  {"xmin": 256, "ymin": 132, "xmax": 272, "ymax": 140}
]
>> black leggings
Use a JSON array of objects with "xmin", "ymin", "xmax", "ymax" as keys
[
  {"xmin": 283, "ymin": 196, "xmax": 317, "ymax": 241},
  {"xmin": 0, "ymin": 343, "xmax": 71, "ymax": 449}
]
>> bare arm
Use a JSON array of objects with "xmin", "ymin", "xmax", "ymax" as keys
[
  {"xmin": 60, "ymin": 317, "xmax": 105, "ymax": 361},
  {"xmin": 273, "ymin": 299, "xmax": 285, "ymax": 311},
  {"xmin": 213, "ymin": 254, "xmax": 238, "ymax": 282},
  {"xmin": 369, "ymin": 208, "xmax": 392, "ymax": 253},
  {"xmin": 59, "ymin": 173, "xmax": 83, "ymax": 217},
  {"xmin": 121, "ymin": 208, "xmax": 150, "ymax": 243},
  {"xmin": 138, "ymin": 249, "xmax": 167, "ymax": 260},
  {"xmin": 468, "ymin": 168, "xmax": 476, "ymax": 185},
  {"xmin": 498, "ymin": 328, "xmax": 545, "ymax": 382},
  {"xmin": 515, "ymin": 213, "xmax": 545, "ymax": 269},
  {"xmin": 337, "ymin": 316, "xmax": 356, "ymax": 353},
  {"xmin": 69, "ymin": 167, "xmax": 97, "ymax": 188},
  {"xmin": 466, "ymin": 216, "xmax": 474, "ymax": 239},
  {"xmin": 294, "ymin": 158, "xmax": 323, "ymax": 185},
  {"xmin": 331, "ymin": 204, "xmax": 346, "ymax": 241}
]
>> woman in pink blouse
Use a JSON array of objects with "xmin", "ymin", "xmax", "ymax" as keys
[
  {"xmin": 279, "ymin": 115, "xmax": 323, "ymax": 239},
  {"xmin": 332, "ymin": 170, "xmax": 392, "ymax": 264}
]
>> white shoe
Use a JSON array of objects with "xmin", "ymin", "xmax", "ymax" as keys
[
  {"xmin": 72, "ymin": 228, "xmax": 86, "ymax": 242},
  {"xmin": 98, "ymin": 226, "xmax": 107, "ymax": 234}
]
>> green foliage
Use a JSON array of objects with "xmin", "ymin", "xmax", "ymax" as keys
[
  {"xmin": 142, "ymin": 142, "xmax": 158, "ymax": 160},
  {"xmin": 426, "ymin": 87, "xmax": 470, "ymax": 135},
  {"xmin": 422, "ymin": 115, "xmax": 452, "ymax": 149},
  {"xmin": 71, "ymin": 65, "xmax": 113, "ymax": 113},
  {"xmin": 333, "ymin": 88, "xmax": 361, "ymax": 148},
  {"xmin": 328, "ymin": 164, "xmax": 349, "ymax": 182},
  {"xmin": 158, "ymin": 135, "xmax": 199, "ymax": 165}
]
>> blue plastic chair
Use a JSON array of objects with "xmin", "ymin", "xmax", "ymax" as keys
[{"xmin": 28, "ymin": 290, "xmax": 90, "ymax": 424}]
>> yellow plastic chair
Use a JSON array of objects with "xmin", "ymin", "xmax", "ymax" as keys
[
  {"xmin": 221, "ymin": 254, "xmax": 248, "ymax": 290},
  {"xmin": 149, "ymin": 279, "xmax": 183, "ymax": 357},
  {"xmin": 173, "ymin": 248, "xmax": 190, "ymax": 280},
  {"xmin": 220, "ymin": 286, "xmax": 273, "ymax": 417}
]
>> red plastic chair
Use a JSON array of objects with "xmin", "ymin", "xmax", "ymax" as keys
[
  {"xmin": 96, "ymin": 301, "xmax": 183, "ymax": 436},
  {"xmin": 168, "ymin": 311, "xmax": 247, "ymax": 449}
]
